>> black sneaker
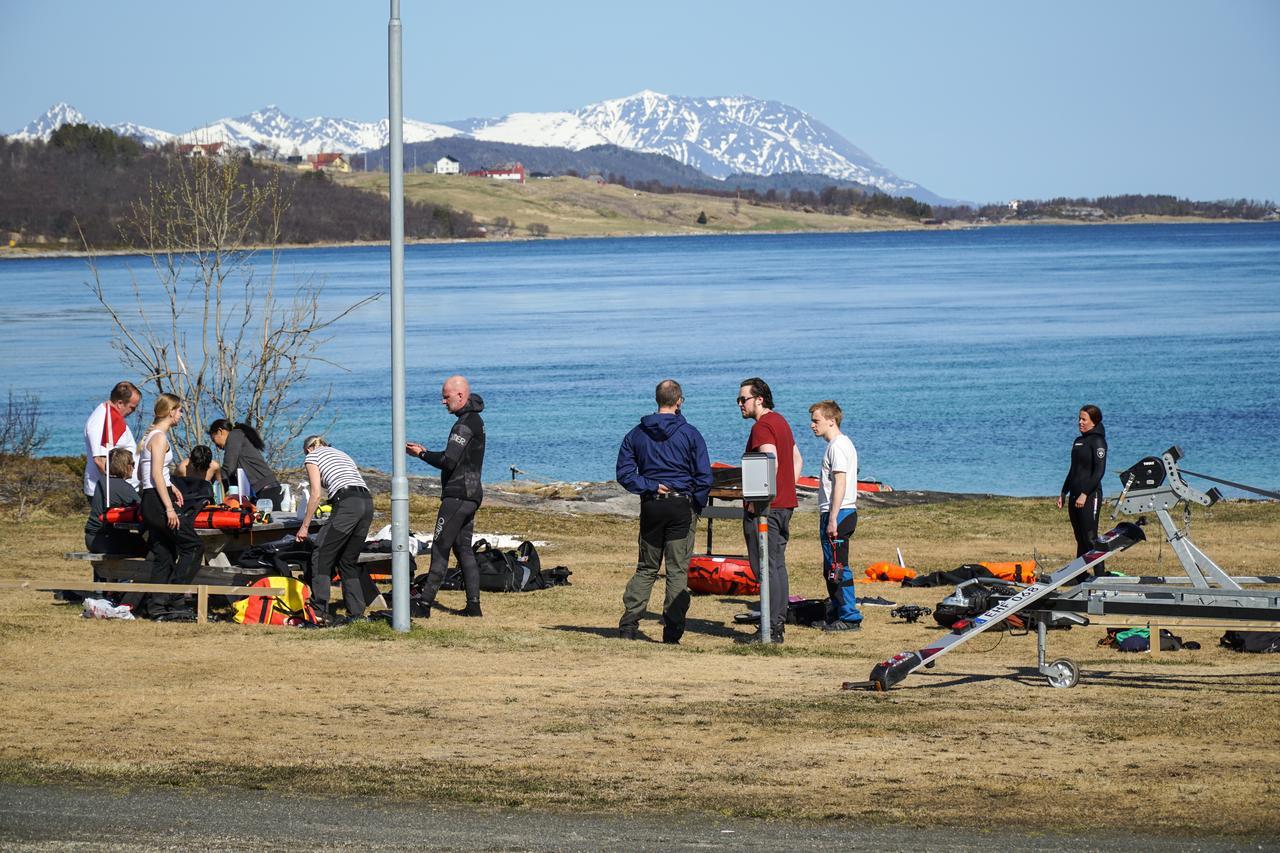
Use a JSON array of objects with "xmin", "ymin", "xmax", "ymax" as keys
[
  {"xmin": 618, "ymin": 625, "xmax": 639, "ymax": 640},
  {"xmin": 458, "ymin": 601, "xmax": 483, "ymax": 618},
  {"xmin": 662, "ymin": 627, "xmax": 683, "ymax": 645},
  {"xmin": 822, "ymin": 620, "xmax": 862, "ymax": 632}
]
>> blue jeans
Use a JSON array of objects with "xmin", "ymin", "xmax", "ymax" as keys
[{"xmin": 820, "ymin": 508, "xmax": 862, "ymax": 623}]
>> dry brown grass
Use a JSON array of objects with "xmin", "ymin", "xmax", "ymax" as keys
[
  {"xmin": 1, "ymin": 496, "xmax": 1277, "ymax": 835},
  {"xmin": 337, "ymin": 173, "xmax": 930, "ymax": 239}
]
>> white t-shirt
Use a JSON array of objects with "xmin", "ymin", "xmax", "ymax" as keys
[
  {"xmin": 83, "ymin": 402, "xmax": 137, "ymax": 496},
  {"xmin": 818, "ymin": 433, "xmax": 858, "ymax": 513}
]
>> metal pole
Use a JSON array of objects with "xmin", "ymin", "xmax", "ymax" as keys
[
  {"xmin": 757, "ymin": 512, "xmax": 771, "ymax": 643},
  {"xmin": 388, "ymin": 0, "xmax": 410, "ymax": 632}
]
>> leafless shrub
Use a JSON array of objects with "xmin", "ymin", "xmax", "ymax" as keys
[
  {"xmin": 0, "ymin": 390, "xmax": 51, "ymax": 457},
  {"xmin": 84, "ymin": 156, "xmax": 379, "ymax": 465}
]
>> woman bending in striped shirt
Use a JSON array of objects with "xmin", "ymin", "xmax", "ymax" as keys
[{"xmin": 295, "ymin": 435, "xmax": 378, "ymax": 624}]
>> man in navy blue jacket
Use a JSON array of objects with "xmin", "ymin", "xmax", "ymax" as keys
[{"xmin": 616, "ymin": 379, "xmax": 712, "ymax": 644}]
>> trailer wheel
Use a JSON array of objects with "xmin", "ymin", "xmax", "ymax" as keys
[{"xmin": 1045, "ymin": 658, "xmax": 1079, "ymax": 689}]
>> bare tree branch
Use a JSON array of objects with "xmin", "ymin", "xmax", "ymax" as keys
[{"xmin": 83, "ymin": 155, "xmax": 381, "ymax": 465}]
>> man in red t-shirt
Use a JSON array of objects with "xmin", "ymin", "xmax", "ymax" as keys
[{"xmin": 737, "ymin": 377, "xmax": 802, "ymax": 643}]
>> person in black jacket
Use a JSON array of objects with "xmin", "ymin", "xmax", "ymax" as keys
[
  {"xmin": 406, "ymin": 375, "xmax": 486, "ymax": 618},
  {"xmin": 1059, "ymin": 404, "xmax": 1108, "ymax": 578}
]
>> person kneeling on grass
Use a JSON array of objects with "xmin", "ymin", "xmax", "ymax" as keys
[{"xmin": 809, "ymin": 400, "xmax": 863, "ymax": 632}]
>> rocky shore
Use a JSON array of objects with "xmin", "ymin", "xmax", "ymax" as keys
[{"xmin": 344, "ymin": 469, "xmax": 999, "ymax": 518}]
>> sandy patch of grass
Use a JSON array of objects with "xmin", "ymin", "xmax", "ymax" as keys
[{"xmin": 0, "ymin": 496, "xmax": 1277, "ymax": 834}]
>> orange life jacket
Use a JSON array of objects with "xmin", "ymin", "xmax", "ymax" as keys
[
  {"xmin": 863, "ymin": 562, "xmax": 918, "ymax": 582},
  {"xmin": 978, "ymin": 561, "xmax": 1039, "ymax": 584}
]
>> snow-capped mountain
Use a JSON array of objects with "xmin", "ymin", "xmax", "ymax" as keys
[
  {"xmin": 9, "ymin": 102, "xmax": 88, "ymax": 141},
  {"xmin": 572, "ymin": 91, "xmax": 925, "ymax": 197},
  {"xmin": 8, "ymin": 102, "xmax": 175, "ymax": 146},
  {"xmin": 108, "ymin": 122, "xmax": 176, "ymax": 147},
  {"xmin": 180, "ymin": 105, "xmax": 458, "ymax": 156},
  {"xmin": 8, "ymin": 94, "xmax": 939, "ymax": 199},
  {"xmin": 448, "ymin": 91, "xmax": 929, "ymax": 197}
]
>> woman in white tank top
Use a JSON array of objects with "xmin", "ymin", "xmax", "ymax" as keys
[{"xmin": 137, "ymin": 393, "xmax": 204, "ymax": 617}]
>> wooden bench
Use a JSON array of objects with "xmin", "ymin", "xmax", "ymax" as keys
[
  {"xmin": 66, "ymin": 550, "xmax": 400, "ymax": 577},
  {"xmin": 2, "ymin": 580, "xmax": 284, "ymax": 624}
]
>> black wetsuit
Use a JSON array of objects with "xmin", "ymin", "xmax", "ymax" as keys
[
  {"xmin": 1062, "ymin": 424, "xmax": 1107, "ymax": 575},
  {"xmin": 415, "ymin": 395, "xmax": 486, "ymax": 606}
]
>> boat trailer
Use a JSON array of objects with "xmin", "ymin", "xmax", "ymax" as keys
[{"xmin": 854, "ymin": 447, "xmax": 1280, "ymax": 691}]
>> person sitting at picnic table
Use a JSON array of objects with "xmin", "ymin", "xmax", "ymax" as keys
[
  {"xmin": 175, "ymin": 443, "xmax": 222, "ymax": 483},
  {"xmin": 84, "ymin": 447, "xmax": 147, "ymax": 556},
  {"xmin": 173, "ymin": 444, "xmax": 218, "ymax": 513},
  {"xmin": 208, "ymin": 419, "xmax": 283, "ymax": 509},
  {"xmin": 172, "ymin": 445, "xmax": 217, "ymax": 512}
]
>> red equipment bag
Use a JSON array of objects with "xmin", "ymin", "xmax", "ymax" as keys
[
  {"xmin": 688, "ymin": 555, "xmax": 760, "ymax": 596},
  {"xmin": 100, "ymin": 505, "xmax": 142, "ymax": 525},
  {"xmin": 191, "ymin": 504, "xmax": 255, "ymax": 531}
]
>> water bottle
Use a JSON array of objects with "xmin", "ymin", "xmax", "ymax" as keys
[{"xmin": 280, "ymin": 484, "xmax": 294, "ymax": 514}]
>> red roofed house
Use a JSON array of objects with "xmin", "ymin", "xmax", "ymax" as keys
[
  {"xmin": 304, "ymin": 152, "xmax": 351, "ymax": 173},
  {"xmin": 177, "ymin": 142, "xmax": 225, "ymax": 158},
  {"xmin": 467, "ymin": 162, "xmax": 526, "ymax": 185}
]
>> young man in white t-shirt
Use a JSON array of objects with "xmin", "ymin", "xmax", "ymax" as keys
[{"xmin": 809, "ymin": 400, "xmax": 863, "ymax": 631}]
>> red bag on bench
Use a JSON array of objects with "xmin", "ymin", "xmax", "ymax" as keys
[
  {"xmin": 100, "ymin": 505, "xmax": 142, "ymax": 525},
  {"xmin": 191, "ymin": 504, "xmax": 255, "ymax": 531}
]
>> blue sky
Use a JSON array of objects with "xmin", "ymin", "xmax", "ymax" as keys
[{"xmin": 3, "ymin": 0, "xmax": 1277, "ymax": 203}]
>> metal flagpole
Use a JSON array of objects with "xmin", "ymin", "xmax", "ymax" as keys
[{"xmin": 388, "ymin": 0, "xmax": 410, "ymax": 632}]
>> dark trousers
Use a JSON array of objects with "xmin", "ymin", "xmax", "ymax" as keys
[
  {"xmin": 743, "ymin": 505, "xmax": 793, "ymax": 634},
  {"xmin": 1067, "ymin": 489, "xmax": 1105, "ymax": 576},
  {"xmin": 620, "ymin": 496, "xmax": 695, "ymax": 641},
  {"xmin": 140, "ymin": 487, "xmax": 204, "ymax": 609},
  {"xmin": 309, "ymin": 493, "xmax": 376, "ymax": 617},
  {"xmin": 417, "ymin": 497, "xmax": 481, "ymax": 604}
]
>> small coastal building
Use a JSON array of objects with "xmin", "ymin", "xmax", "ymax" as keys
[
  {"xmin": 467, "ymin": 162, "xmax": 526, "ymax": 184},
  {"xmin": 304, "ymin": 152, "xmax": 350, "ymax": 173},
  {"xmin": 436, "ymin": 155, "xmax": 461, "ymax": 175}
]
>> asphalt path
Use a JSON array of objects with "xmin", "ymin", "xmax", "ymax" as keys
[{"xmin": 1, "ymin": 784, "xmax": 1273, "ymax": 851}]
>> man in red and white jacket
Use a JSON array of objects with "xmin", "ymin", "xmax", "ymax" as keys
[{"xmin": 82, "ymin": 381, "xmax": 141, "ymax": 505}]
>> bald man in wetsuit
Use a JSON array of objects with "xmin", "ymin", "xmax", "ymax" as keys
[{"xmin": 407, "ymin": 375, "xmax": 487, "ymax": 617}]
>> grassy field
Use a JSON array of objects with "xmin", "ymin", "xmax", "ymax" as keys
[
  {"xmin": 337, "ymin": 173, "xmax": 930, "ymax": 239},
  {"xmin": 1, "ymin": 495, "xmax": 1277, "ymax": 837}
]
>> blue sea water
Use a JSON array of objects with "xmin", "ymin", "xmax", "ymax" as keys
[{"xmin": 2, "ymin": 223, "xmax": 1278, "ymax": 496}]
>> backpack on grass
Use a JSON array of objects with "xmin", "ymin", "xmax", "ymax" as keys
[
  {"xmin": 439, "ymin": 540, "xmax": 565, "ymax": 592},
  {"xmin": 232, "ymin": 576, "xmax": 318, "ymax": 626}
]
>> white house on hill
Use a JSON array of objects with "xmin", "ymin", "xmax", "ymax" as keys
[{"xmin": 436, "ymin": 156, "xmax": 460, "ymax": 175}]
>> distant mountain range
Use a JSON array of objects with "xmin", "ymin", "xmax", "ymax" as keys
[{"xmin": 7, "ymin": 93, "xmax": 951, "ymax": 204}]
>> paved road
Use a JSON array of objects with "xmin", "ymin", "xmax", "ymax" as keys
[{"xmin": 0, "ymin": 784, "xmax": 1270, "ymax": 851}]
